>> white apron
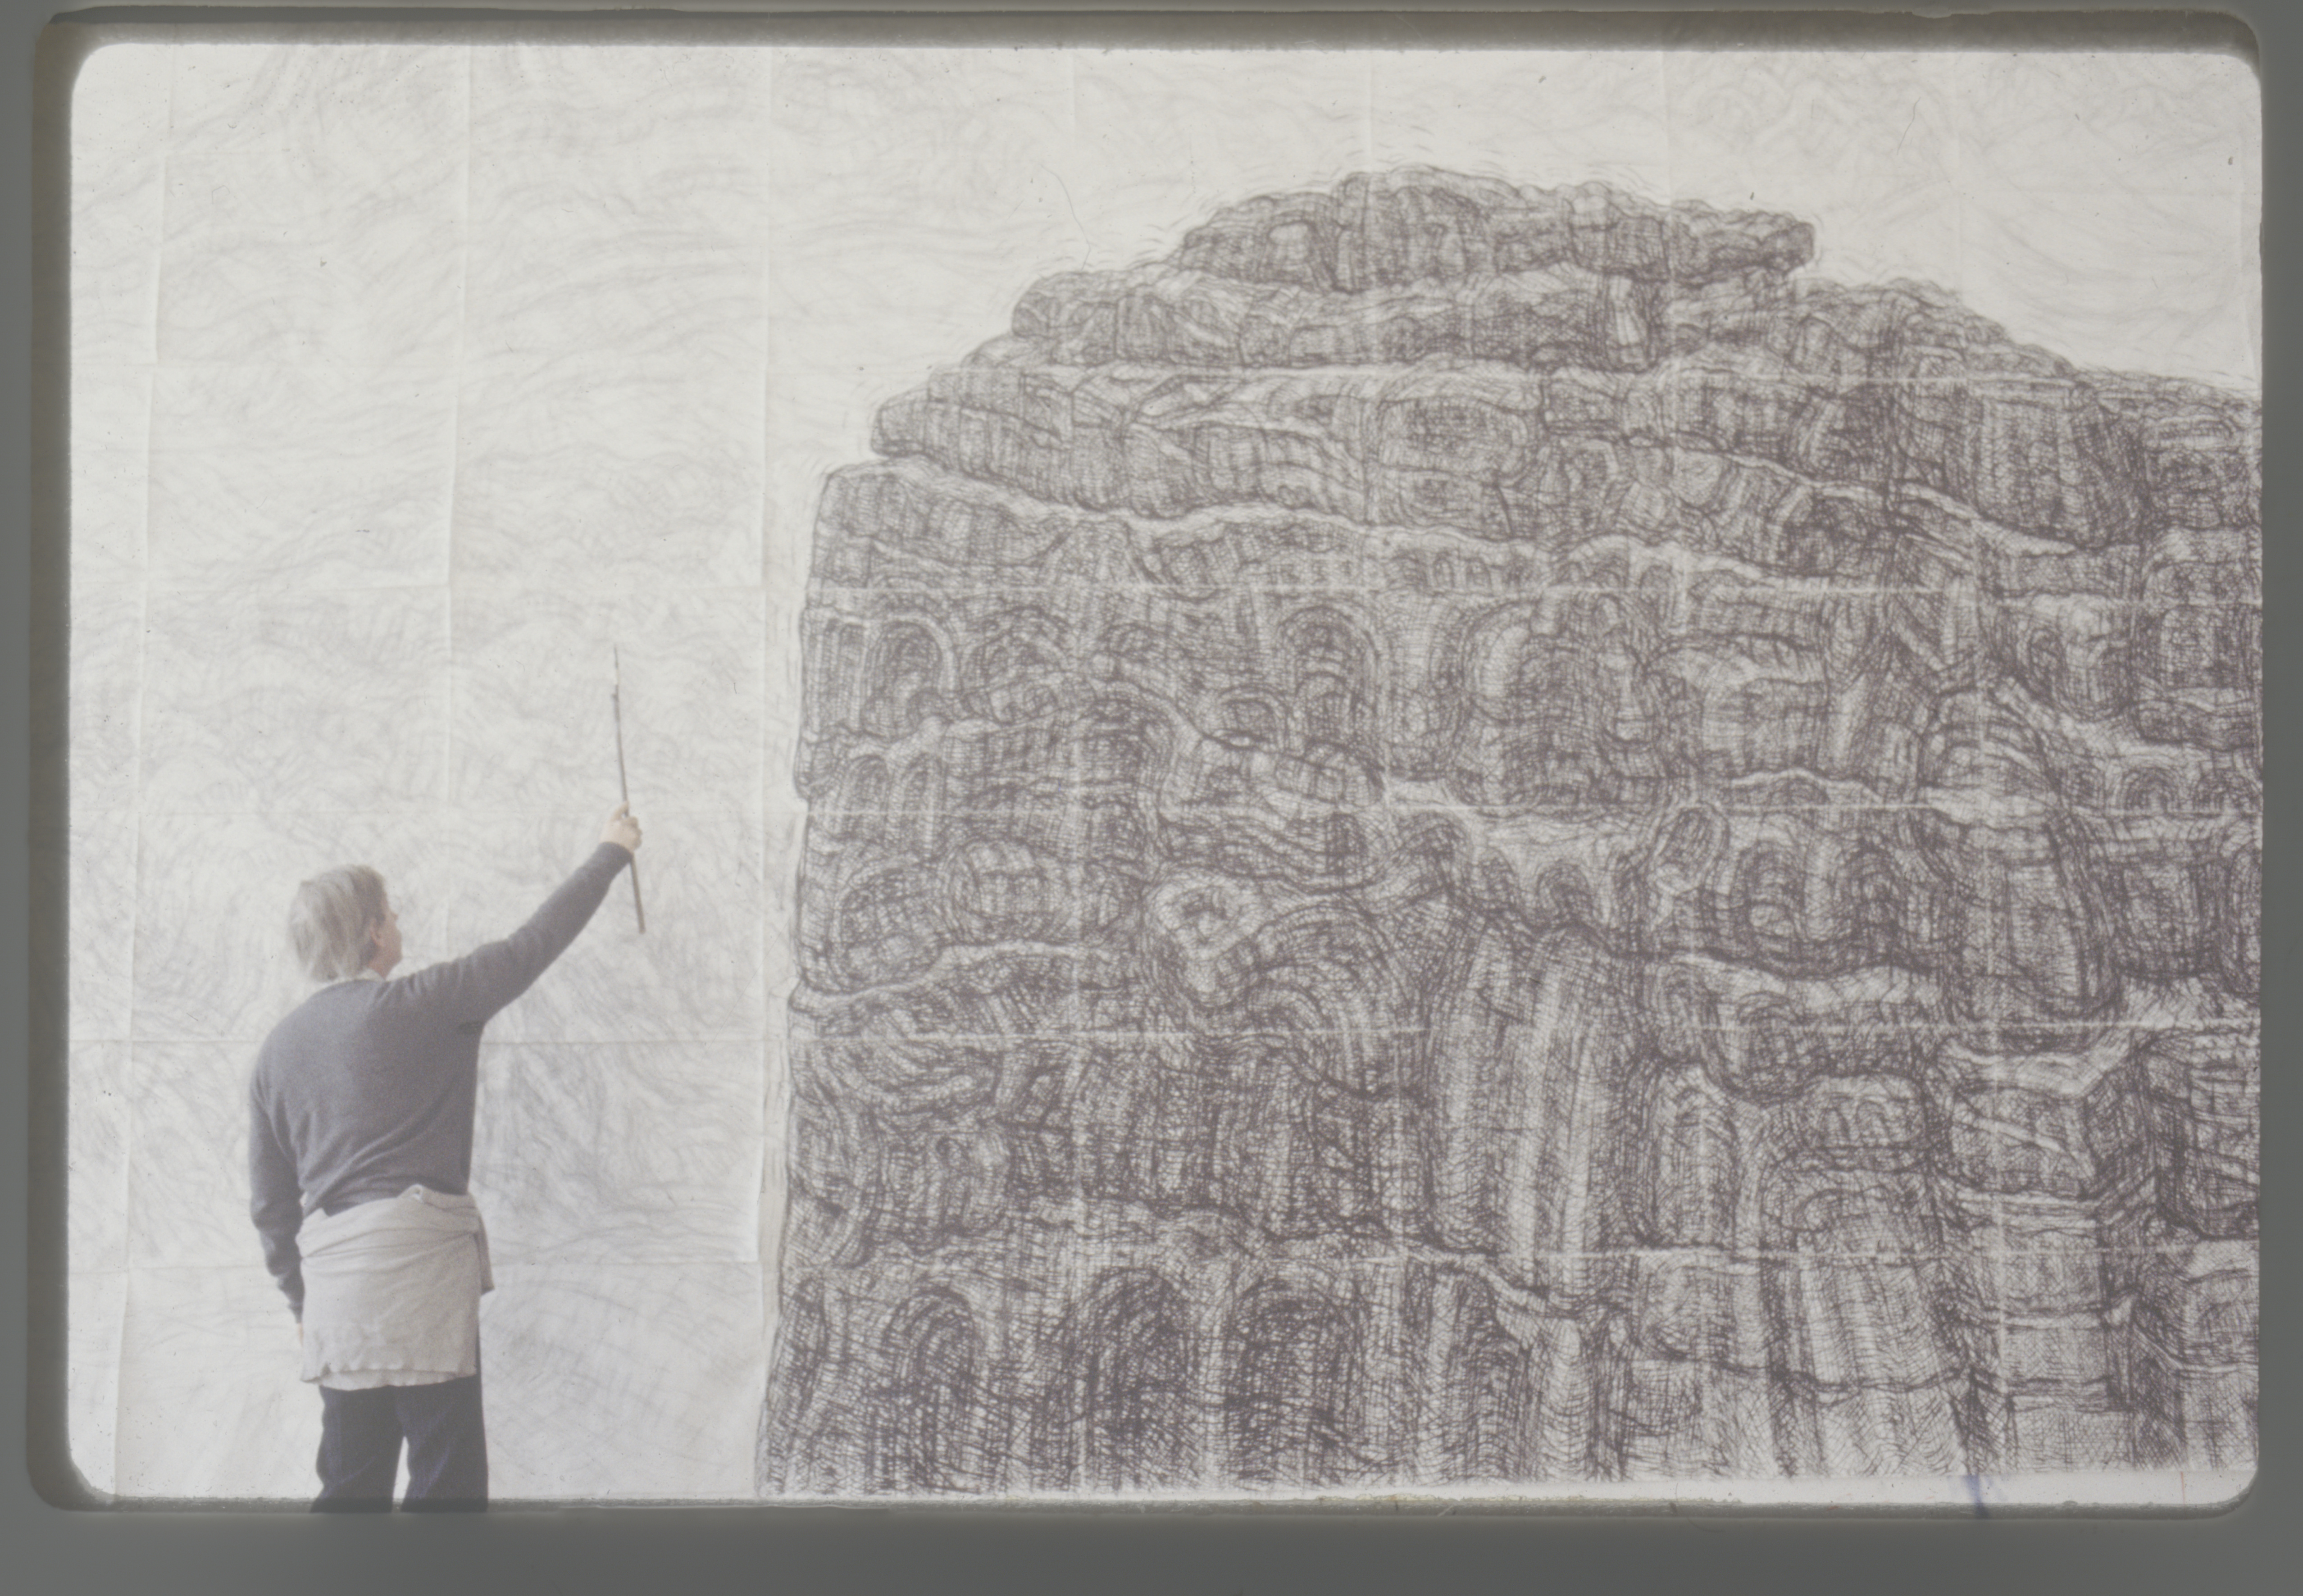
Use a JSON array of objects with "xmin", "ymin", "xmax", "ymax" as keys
[{"xmin": 297, "ymin": 1186, "xmax": 493, "ymax": 1390}]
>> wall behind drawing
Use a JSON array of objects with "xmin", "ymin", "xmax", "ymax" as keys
[{"xmin": 64, "ymin": 36, "xmax": 2257, "ymax": 1501}]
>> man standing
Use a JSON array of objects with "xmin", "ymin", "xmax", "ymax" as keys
[{"xmin": 248, "ymin": 805, "xmax": 643, "ymax": 1510}]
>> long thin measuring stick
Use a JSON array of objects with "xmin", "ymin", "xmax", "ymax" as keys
[{"xmin": 612, "ymin": 644, "xmax": 646, "ymax": 934}]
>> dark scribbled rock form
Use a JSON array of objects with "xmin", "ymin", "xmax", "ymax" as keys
[
  {"xmin": 763, "ymin": 170, "xmax": 2259, "ymax": 1496},
  {"xmin": 1173, "ymin": 171, "xmax": 1817, "ymax": 290}
]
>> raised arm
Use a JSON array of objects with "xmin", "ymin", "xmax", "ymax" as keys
[{"xmin": 396, "ymin": 806, "xmax": 643, "ymax": 1026}]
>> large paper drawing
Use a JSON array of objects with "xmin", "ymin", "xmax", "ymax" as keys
[
  {"xmin": 62, "ymin": 38, "xmax": 2256, "ymax": 1507},
  {"xmin": 764, "ymin": 170, "xmax": 2259, "ymax": 1496}
]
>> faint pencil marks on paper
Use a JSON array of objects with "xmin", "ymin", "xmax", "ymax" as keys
[{"xmin": 761, "ymin": 171, "xmax": 2260, "ymax": 1495}]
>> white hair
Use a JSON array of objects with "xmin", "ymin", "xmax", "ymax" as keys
[{"xmin": 287, "ymin": 865, "xmax": 387, "ymax": 983}]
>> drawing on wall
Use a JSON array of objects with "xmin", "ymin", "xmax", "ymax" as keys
[
  {"xmin": 763, "ymin": 169, "xmax": 2260, "ymax": 1496},
  {"xmin": 60, "ymin": 37, "xmax": 2255, "ymax": 1507}
]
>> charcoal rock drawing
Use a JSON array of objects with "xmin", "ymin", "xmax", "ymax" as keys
[{"xmin": 761, "ymin": 171, "xmax": 2259, "ymax": 1494}]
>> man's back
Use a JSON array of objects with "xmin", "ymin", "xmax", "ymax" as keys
[
  {"xmin": 254, "ymin": 979, "xmax": 491, "ymax": 1214},
  {"xmin": 249, "ymin": 839, "xmax": 633, "ymax": 1315}
]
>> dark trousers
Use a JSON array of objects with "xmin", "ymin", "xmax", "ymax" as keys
[{"xmin": 312, "ymin": 1370, "xmax": 488, "ymax": 1511}]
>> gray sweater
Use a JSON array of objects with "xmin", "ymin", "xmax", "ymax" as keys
[{"xmin": 249, "ymin": 843, "xmax": 631, "ymax": 1319}]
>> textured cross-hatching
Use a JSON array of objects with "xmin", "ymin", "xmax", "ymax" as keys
[{"xmin": 760, "ymin": 170, "xmax": 2259, "ymax": 1495}]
